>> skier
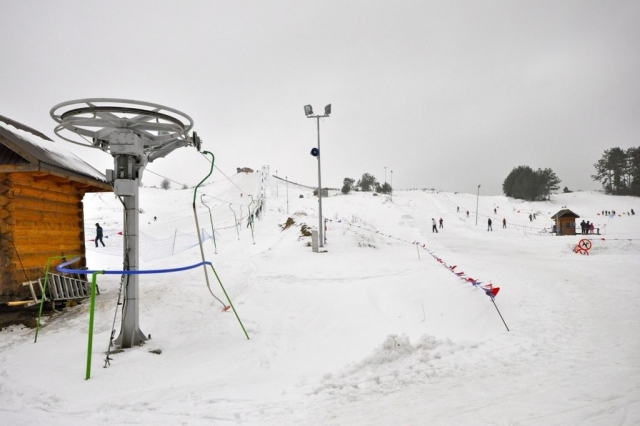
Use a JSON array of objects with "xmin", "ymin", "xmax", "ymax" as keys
[
  {"xmin": 502, "ymin": 218, "xmax": 506, "ymax": 228},
  {"xmin": 487, "ymin": 218, "xmax": 492, "ymax": 231},
  {"xmin": 432, "ymin": 218, "xmax": 438, "ymax": 233},
  {"xmin": 439, "ymin": 218, "xmax": 444, "ymax": 229},
  {"xmin": 95, "ymin": 223, "xmax": 105, "ymax": 247}
]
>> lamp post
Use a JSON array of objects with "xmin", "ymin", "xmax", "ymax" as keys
[
  {"xmin": 475, "ymin": 184, "xmax": 481, "ymax": 226},
  {"xmin": 304, "ymin": 103, "xmax": 331, "ymax": 248}
]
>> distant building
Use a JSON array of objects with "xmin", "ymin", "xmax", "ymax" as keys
[
  {"xmin": 0, "ymin": 115, "xmax": 111, "ymax": 303},
  {"xmin": 551, "ymin": 209, "xmax": 580, "ymax": 236}
]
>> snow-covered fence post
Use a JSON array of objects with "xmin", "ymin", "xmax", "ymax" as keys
[{"xmin": 172, "ymin": 229, "xmax": 178, "ymax": 255}]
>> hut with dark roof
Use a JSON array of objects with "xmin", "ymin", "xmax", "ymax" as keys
[
  {"xmin": 551, "ymin": 209, "xmax": 580, "ymax": 236},
  {"xmin": 0, "ymin": 115, "xmax": 111, "ymax": 304}
]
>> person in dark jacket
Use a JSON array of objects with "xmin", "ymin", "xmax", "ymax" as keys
[
  {"xmin": 95, "ymin": 223, "xmax": 105, "ymax": 247},
  {"xmin": 487, "ymin": 218, "xmax": 493, "ymax": 231}
]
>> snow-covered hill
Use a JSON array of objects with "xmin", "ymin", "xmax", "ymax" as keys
[{"xmin": 1, "ymin": 172, "xmax": 639, "ymax": 426}]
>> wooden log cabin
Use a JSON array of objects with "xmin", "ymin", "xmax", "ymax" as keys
[
  {"xmin": 0, "ymin": 115, "xmax": 112, "ymax": 304},
  {"xmin": 551, "ymin": 209, "xmax": 580, "ymax": 236}
]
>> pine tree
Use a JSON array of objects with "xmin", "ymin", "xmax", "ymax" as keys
[
  {"xmin": 357, "ymin": 173, "xmax": 378, "ymax": 192},
  {"xmin": 503, "ymin": 166, "xmax": 561, "ymax": 201},
  {"xmin": 341, "ymin": 178, "xmax": 355, "ymax": 194}
]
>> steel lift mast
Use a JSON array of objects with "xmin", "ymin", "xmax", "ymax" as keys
[{"xmin": 51, "ymin": 98, "xmax": 202, "ymax": 348}]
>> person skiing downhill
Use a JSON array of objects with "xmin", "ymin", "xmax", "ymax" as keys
[
  {"xmin": 432, "ymin": 218, "xmax": 438, "ymax": 233},
  {"xmin": 487, "ymin": 218, "xmax": 493, "ymax": 231},
  {"xmin": 439, "ymin": 218, "xmax": 444, "ymax": 229},
  {"xmin": 95, "ymin": 223, "xmax": 105, "ymax": 247}
]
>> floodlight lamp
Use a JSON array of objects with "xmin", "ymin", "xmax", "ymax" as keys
[
  {"xmin": 304, "ymin": 105, "xmax": 314, "ymax": 116},
  {"xmin": 324, "ymin": 104, "xmax": 331, "ymax": 115}
]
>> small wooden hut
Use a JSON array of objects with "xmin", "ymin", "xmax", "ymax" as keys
[
  {"xmin": 0, "ymin": 115, "xmax": 112, "ymax": 303},
  {"xmin": 551, "ymin": 209, "xmax": 580, "ymax": 236}
]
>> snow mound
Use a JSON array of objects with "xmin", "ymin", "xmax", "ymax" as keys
[{"xmin": 311, "ymin": 334, "xmax": 468, "ymax": 401}]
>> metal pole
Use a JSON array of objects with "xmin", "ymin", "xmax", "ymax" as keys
[
  {"xmin": 286, "ymin": 175, "xmax": 289, "ymax": 214},
  {"xmin": 490, "ymin": 297, "xmax": 510, "ymax": 332},
  {"xmin": 317, "ymin": 116, "xmax": 324, "ymax": 247},
  {"xmin": 384, "ymin": 166, "xmax": 387, "ymax": 185},
  {"xmin": 475, "ymin": 184, "xmax": 481, "ymax": 226},
  {"xmin": 390, "ymin": 170, "xmax": 393, "ymax": 202},
  {"xmin": 172, "ymin": 229, "xmax": 177, "ymax": 255},
  {"xmin": 276, "ymin": 170, "xmax": 278, "ymax": 197},
  {"xmin": 116, "ymin": 180, "xmax": 146, "ymax": 348}
]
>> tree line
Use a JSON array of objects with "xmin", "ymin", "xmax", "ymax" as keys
[
  {"xmin": 591, "ymin": 147, "xmax": 640, "ymax": 196},
  {"xmin": 342, "ymin": 173, "xmax": 392, "ymax": 194},
  {"xmin": 339, "ymin": 146, "xmax": 639, "ymax": 201}
]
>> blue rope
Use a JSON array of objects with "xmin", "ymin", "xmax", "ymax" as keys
[{"xmin": 57, "ymin": 257, "xmax": 214, "ymax": 275}]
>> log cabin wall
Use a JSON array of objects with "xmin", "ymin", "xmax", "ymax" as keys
[{"xmin": 0, "ymin": 171, "xmax": 88, "ymax": 302}]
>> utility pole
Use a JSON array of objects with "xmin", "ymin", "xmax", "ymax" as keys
[{"xmin": 304, "ymin": 103, "xmax": 331, "ymax": 248}]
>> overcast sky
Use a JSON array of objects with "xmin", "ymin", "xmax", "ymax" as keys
[{"xmin": 2, "ymin": 1, "xmax": 639, "ymax": 195}]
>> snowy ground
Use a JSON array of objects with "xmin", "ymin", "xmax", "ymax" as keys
[{"xmin": 1, "ymin": 171, "xmax": 639, "ymax": 425}]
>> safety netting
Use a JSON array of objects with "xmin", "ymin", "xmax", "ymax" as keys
[{"xmin": 85, "ymin": 227, "xmax": 215, "ymax": 261}]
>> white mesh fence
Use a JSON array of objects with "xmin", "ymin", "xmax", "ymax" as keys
[{"xmin": 86, "ymin": 227, "xmax": 215, "ymax": 262}]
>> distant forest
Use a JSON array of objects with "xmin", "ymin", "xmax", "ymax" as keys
[
  {"xmin": 591, "ymin": 147, "xmax": 640, "ymax": 196},
  {"xmin": 502, "ymin": 146, "xmax": 640, "ymax": 201}
]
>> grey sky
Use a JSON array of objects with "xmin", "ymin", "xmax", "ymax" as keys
[{"xmin": 2, "ymin": 1, "xmax": 639, "ymax": 195}]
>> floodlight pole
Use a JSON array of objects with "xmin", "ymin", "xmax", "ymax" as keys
[
  {"xmin": 475, "ymin": 184, "xmax": 481, "ymax": 226},
  {"xmin": 305, "ymin": 104, "xmax": 331, "ymax": 248},
  {"xmin": 316, "ymin": 116, "xmax": 324, "ymax": 247}
]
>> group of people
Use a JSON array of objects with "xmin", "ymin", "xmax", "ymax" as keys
[
  {"xmin": 602, "ymin": 209, "xmax": 635, "ymax": 216},
  {"xmin": 431, "ymin": 218, "xmax": 444, "ymax": 232},
  {"xmin": 579, "ymin": 220, "xmax": 595, "ymax": 235}
]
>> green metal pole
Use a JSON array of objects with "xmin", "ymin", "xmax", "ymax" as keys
[
  {"xmin": 192, "ymin": 152, "xmax": 227, "ymax": 309},
  {"xmin": 35, "ymin": 254, "xmax": 82, "ymax": 343},
  {"xmin": 86, "ymin": 271, "xmax": 104, "ymax": 380},
  {"xmin": 208, "ymin": 264, "xmax": 249, "ymax": 340},
  {"xmin": 201, "ymin": 194, "xmax": 217, "ymax": 254}
]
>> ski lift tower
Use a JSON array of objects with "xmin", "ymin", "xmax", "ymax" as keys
[{"xmin": 51, "ymin": 99, "xmax": 202, "ymax": 348}]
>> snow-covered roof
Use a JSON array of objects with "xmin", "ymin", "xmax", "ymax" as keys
[
  {"xmin": 0, "ymin": 115, "xmax": 109, "ymax": 187},
  {"xmin": 552, "ymin": 209, "xmax": 580, "ymax": 219}
]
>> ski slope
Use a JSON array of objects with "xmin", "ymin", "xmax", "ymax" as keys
[{"xmin": 1, "ymin": 171, "xmax": 639, "ymax": 426}]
